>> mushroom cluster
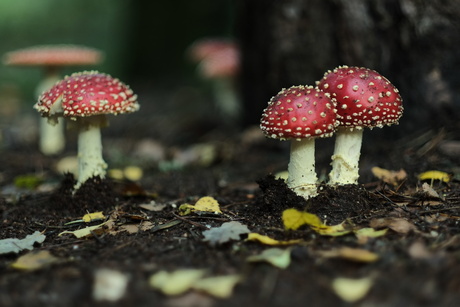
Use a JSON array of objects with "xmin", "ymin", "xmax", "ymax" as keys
[
  {"xmin": 34, "ymin": 71, "xmax": 139, "ymax": 190},
  {"xmin": 260, "ymin": 66, "xmax": 403, "ymax": 199}
]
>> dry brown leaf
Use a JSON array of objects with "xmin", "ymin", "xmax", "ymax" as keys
[
  {"xmin": 420, "ymin": 182, "xmax": 441, "ymax": 198},
  {"xmin": 139, "ymin": 201, "xmax": 166, "ymax": 212},
  {"xmin": 370, "ymin": 217, "xmax": 418, "ymax": 234},
  {"xmin": 118, "ymin": 221, "xmax": 154, "ymax": 234},
  {"xmin": 407, "ymin": 241, "xmax": 433, "ymax": 260}
]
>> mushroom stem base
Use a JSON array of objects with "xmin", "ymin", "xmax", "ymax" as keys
[
  {"xmin": 329, "ymin": 128, "xmax": 363, "ymax": 185},
  {"xmin": 287, "ymin": 138, "xmax": 318, "ymax": 199},
  {"xmin": 75, "ymin": 123, "xmax": 107, "ymax": 190}
]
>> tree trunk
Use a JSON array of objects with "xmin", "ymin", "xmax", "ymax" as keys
[{"xmin": 237, "ymin": 0, "xmax": 460, "ymax": 137}]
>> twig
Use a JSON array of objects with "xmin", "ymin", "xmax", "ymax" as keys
[{"xmin": 171, "ymin": 213, "xmax": 210, "ymax": 229}]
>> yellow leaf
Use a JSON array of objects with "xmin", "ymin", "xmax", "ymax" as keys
[
  {"xmin": 193, "ymin": 275, "xmax": 242, "ymax": 298},
  {"xmin": 418, "ymin": 170, "xmax": 451, "ymax": 183},
  {"xmin": 124, "ymin": 166, "xmax": 143, "ymax": 181},
  {"xmin": 11, "ymin": 250, "xmax": 59, "ymax": 270},
  {"xmin": 282, "ymin": 208, "xmax": 350, "ymax": 236},
  {"xmin": 82, "ymin": 211, "xmax": 105, "ymax": 222},
  {"xmin": 247, "ymin": 248, "xmax": 291, "ymax": 269},
  {"xmin": 246, "ymin": 233, "xmax": 302, "ymax": 246},
  {"xmin": 149, "ymin": 269, "xmax": 206, "ymax": 296},
  {"xmin": 318, "ymin": 247, "xmax": 379, "ymax": 263},
  {"xmin": 193, "ymin": 196, "xmax": 222, "ymax": 213},
  {"xmin": 354, "ymin": 227, "xmax": 388, "ymax": 244},
  {"xmin": 332, "ymin": 277, "xmax": 373, "ymax": 303},
  {"xmin": 108, "ymin": 169, "xmax": 124, "ymax": 180},
  {"xmin": 179, "ymin": 196, "xmax": 222, "ymax": 216},
  {"xmin": 274, "ymin": 170, "xmax": 288, "ymax": 180},
  {"xmin": 282, "ymin": 208, "xmax": 320, "ymax": 230},
  {"xmin": 58, "ymin": 222, "xmax": 107, "ymax": 238},
  {"xmin": 314, "ymin": 224, "xmax": 350, "ymax": 236},
  {"xmin": 178, "ymin": 204, "xmax": 193, "ymax": 216}
]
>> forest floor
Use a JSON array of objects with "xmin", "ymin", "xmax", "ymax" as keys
[{"xmin": 1, "ymin": 86, "xmax": 460, "ymax": 306}]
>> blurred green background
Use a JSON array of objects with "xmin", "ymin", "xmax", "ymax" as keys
[{"xmin": 0, "ymin": 0, "xmax": 235, "ymax": 106}]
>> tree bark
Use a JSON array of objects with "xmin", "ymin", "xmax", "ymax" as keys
[{"xmin": 237, "ymin": 0, "xmax": 460, "ymax": 137}]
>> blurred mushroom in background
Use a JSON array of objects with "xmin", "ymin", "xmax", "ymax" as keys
[
  {"xmin": 187, "ymin": 38, "xmax": 241, "ymax": 128},
  {"xmin": 3, "ymin": 45, "xmax": 104, "ymax": 155}
]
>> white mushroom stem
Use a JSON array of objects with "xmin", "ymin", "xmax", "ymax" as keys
[
  {"xmin": 329, "ymin": 127, "xmax": 363, "ymax": 185},
  {"xmin": 74, "ymin": 115, "xmax": 108, "ymax": 190},
  {"xmin": 212, "ymin": 78, "xmax": 241, "ymax": 125},
  {"xmin": 287, "ymin": 138, "xmax": 318, "ymax": 199},
  {"xmin": 35, "ymin": 70, "xmax": 65, "ymax": 155}
]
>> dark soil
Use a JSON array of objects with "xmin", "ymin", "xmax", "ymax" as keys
[{"xmin": 1, "ymin": 126, "xmax": 460, "ymax": 307}]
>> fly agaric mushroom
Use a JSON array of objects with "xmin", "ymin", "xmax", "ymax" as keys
[
  {"xmin": 317, "ymin": 66, "xmax": 403, "ymax": 185},
  {"xmin": 188, "ymin": 38, "xmax": 241, "ymax": 125},
  {"xmin": 260, "ymin": 85, "xmax": 338, "ymax": 198},
  {"xmin": 34, "ymin": 71, "xmax": 139, "ymax": 190},
  {"xmin": 3, "ymin": 45, "xmax": 103, "ymax": 155}
]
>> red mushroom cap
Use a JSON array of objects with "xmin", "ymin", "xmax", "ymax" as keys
[
  {"xmin": 187, "ymin": 38, "xmax": 240, "ymax": 78},
  {"xmin": 198, "ymin": 47, "xmax": 240, "ymax": 78},
  {"xmin": 35, "ymin": 71, "xmax": 139, "ymax": 118},
  {"xmin": 3, "ymin": 45, "xmax": 103, "ymax": 67},
  {"xmin": 317, "ymin": 66, "xmax": 403, "ymax": 129},
  {"xmin": 260, "ymin": 85, "xmax": 338, "ymax": 140},
  {"xmin": 188, "ymin": 39, "xmax": 237, "ymax": 62}
]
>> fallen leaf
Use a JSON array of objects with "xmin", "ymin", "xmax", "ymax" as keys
[
  {"xmin": 13, "ymin": 174, "xmax": 43, "ymax": 189},
  {"xmin": 58, "ymin": 222, "xmax": 107, "ymax": 238},
  {"xmin": 139, "ymin": 201, "xmax": 166, "ymax": 211},
  {"xmin": 370, "ymin": 218, "xmax": 417, "ymax": 234},
  {"xmin": 165, "ymin": 292, "xmax": 214, "ymax": 307},
  {"xmin": 11, "ymin": 250, "xmax": 59, "ymax": 270},
  {"xmin": 354, "ymin": 227, "xmax": 388, "ymax": 244},
  {"xmin": 82, "ymin": 211, "xmax": 105, "ymax": 222},
  {"xmin": 407, "ymin": 240, "xmax": 433, "ymax": 260},
  {"xmin": 0, "ymin": 231, "xmax": 46, "ymax": 254},
  {"xmin": 246, "ymin": 233, "xmax": 302, "ymax": 246},
  {"xmin": 149, "ymin": 269, "xmax": 241, "ymax": 299},
  {"xmin": 123, "ymin": 166, "xmax": 143, "ymax": 181},
  {"xmin": 93, "ymin": 268, "xmax": 129, "ymax": 302},
  {"xmin": 65, "ymin": 211, "xmax": 106, "ymax": 225},
  {"xmin": 246, "ymin": 248, "xmax": 291, "ymax": 269},
  {"xmin": 420, "ymin": 182, "xmax": 441, "ymax": 199},
  {"xmin": 108, "ymin": 168, "xmax": 124, "ymax": 180},
  {"xmin": 332, "ymin": 277, "xmax": 373, "ymax": 303},
  {"xmin": 318, "ymin": 247, "xmax": 379, "ymax": 263},
  {"xmin": 108, "ymin": 166, "xmax": 143, "ymax": 181},
  {"xmin": 282, "ymin": 208, "xmax": 350, "ymax": 236},
  {"xmin": 118, "ymin": 221, "xmax": 154, "ymax": 234},
  {"xmin": 202, "ymin": 221, "xmax": 250, "ymax": 246},
  {"xmin": 418, "ymin": 170, "xmax": 451, "ymax": 183},
  {"xmin": 193, "ymin": 275, "xmax": 242, "ymax": 298},
  {"xmin": 149, "ymin": 269, "xmax": 207, "ymax": 296},
  {"xmin": 371, "ymin": 167, "xmax": 407, "ymax": 186},
  {"xmin": 274, "ymin": 170, "xmax": 288, "ymax": 181},
  {"xmin": 179, "ymin": 196, "xmax": 222, "ymax": 216}
]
